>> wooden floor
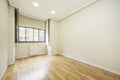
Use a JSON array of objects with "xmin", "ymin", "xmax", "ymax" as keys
[{"xmin": 2, "ymin": 55, "xmax": 120, "ymax": 80}]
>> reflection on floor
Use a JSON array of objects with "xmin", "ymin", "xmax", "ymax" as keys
[{"xmin": 2, "ymin": 54, "xmax": 120, "ymax": 80}]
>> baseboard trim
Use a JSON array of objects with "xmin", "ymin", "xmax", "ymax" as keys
[
  {"xmin": 8, "ymin": 62, "xmax": 15, "ymax": 66},
  {"xmin": 16, "ymin": 53, "xmax": 47, "ymax": 59},
  {"xmin": 60, "ymin": 53, "xmax": 120, "ymax": 75},
  {"xmin": 0, "ymin": 65, "xmax": 8, "ymax": 80},
  {"xmin": 16, "ymin": 55, "xmax": 29, "ymax": 59}
]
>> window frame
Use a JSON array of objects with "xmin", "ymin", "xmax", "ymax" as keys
[{"xmin": 18, "ymin": 26, "xmax": 46, "ymax": 43}]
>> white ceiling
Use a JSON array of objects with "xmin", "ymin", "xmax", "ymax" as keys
[{"xmin": 9, "ymin": 0, "xmax": 96, "ymax": 21}]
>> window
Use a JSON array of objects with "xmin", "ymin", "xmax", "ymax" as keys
[
  {"xmin": 39, "ymin": 30, "xmax": 45, "ymax": 42},
  {"xmin": 18, "ymin": 26, "xmax": 45, "ymax": 43},
  {"xmin": 26, "ymin": 28, "xmax": 33, "ymax": 41},
  {"xmin": 19, "ymin": 27, "xmax": 25, "ymax": 41},
  {"xmin": 33, "ymin": 29, "xmax": 39, "ymax": 41}
]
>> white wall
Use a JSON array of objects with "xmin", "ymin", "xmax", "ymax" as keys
[
  {"xmin": 59, "ymin": 0, "xmax": 120, "ymax": 75},
  {"xmin": 8, "ymin": 6, "xmax": 15, "ymax": 65},
  {"xmin": 16, "ymin": 15, "xmax": 47, "ymax": 58},
  {"xmin": 0, "ymin": 0, "xmax": 9, "ymax": 79},
  {"xmin": 45, "ymin": 20, "xmax": 51, "ymax": 55},
  {"xmin": 50, "ymin": 20, "xmax": 59, "ymax": 55}
]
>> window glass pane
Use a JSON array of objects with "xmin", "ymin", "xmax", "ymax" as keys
[
  {"xmin": 19, "ymin": 27, "xmax": 25, "ymax": 41},
  {"xmin": 39, "ymin": 30, "xmax": 45, "ymax": 42},
  {"xmin": 18, "ymin": 27, "xmax": 45, "ymax": 43},
  {"xmin": 34, "ymin": 29, "xmax": 38, "ymax": 41},
  {"xmin": 26, "ymin": 28, "xmax": 33, "ymax": 41}
]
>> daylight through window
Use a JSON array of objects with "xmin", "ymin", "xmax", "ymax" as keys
[{"xmin": 18, "ymin": 27, "xmax": 45, "ymax": 42}]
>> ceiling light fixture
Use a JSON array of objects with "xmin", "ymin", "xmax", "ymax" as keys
[
  {"xmin": 33, "ymin": 2, "xmax": 39, "ymax": 7},
  {"xmin": 51, "ymin": 10, "xmax": 56, "ymax": 14}
]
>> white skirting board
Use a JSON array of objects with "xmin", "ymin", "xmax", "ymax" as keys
[
  {"xmin": 0, "ymin": 65, "xmax": 8, "ymax": 80},
  {"xmin": 16, "ymin": 55, "xmax": 29, "ymax": 59},
  {"xmin": 16, "ymin": 53, "xmax": 47, "ymax": 59},
  {"xmin": 60, "ymin": 53, "xmax": 120, "ymax": 75}
]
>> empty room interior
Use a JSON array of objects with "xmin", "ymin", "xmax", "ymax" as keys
[{"xmin": 0, "ymin": 0, "xmax": 120, "ymax": 80}]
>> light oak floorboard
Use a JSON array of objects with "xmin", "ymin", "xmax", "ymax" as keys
[{"xmin": 2, "ymin": 54, "xmax": 120, "ymax": 80}]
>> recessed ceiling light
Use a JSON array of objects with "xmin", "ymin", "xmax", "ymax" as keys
[
  {"xmin": 33, "ymin": 2, "xmax": 39, "ymax": 7},
  {"xmin": 51, "ymin": 10, "xmax": 56, "ymax": 14}
]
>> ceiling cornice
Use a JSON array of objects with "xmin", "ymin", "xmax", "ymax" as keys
[
  {"xmin": 8, "ymin": 0, "xmax": 13, "ymax": 6},
  {"xmin": 58, "ymin": 0, "xmax": 97, "ymax": 21},
  {"xmin": 8, "ymin": 0, "xmax": 97, "ymax": 22},
  {"xmin": 20, "ymin": 12, "xmax": 47, "ymax": 22}
]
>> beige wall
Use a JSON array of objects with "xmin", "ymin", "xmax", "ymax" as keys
[
  {"xmin": 50, "ymin": 20, "xmax": 59, "ymax": 55},
  {"xmin": 45, "ymin": 20, "xmax": 59, "ymax": 56},
  {"xmin": 16, "ymin": 15, "xmax": 47, "ymax": 58},
  {"xmin": 59, "ymin": 0, "xmax": 120, "ymax": 75},
  {"xmin": 8, "ymin": 6, "xmax": 15, "ymax": 65},
  {"xmin": 0, "ymin": 0, "xmax": 9, "ymax": 79}
]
